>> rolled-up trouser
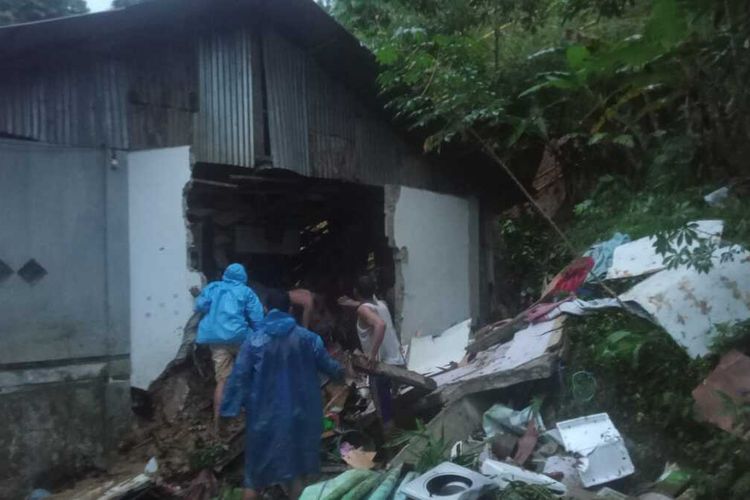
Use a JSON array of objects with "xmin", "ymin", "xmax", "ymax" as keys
[{"xmin": 210, "ymin": 344, "xmax": 240, "ymax": 383}]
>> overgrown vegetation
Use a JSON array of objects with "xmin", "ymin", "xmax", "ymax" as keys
[
  {"xmin": 330, "ymin": 1, "xmax": 750, "ymax": 498},
  {"xmin": 548, "ymin": 312, "xmax": 750, "ymax": 499},
  {"xmin": 496, "ymin": 482, "xmax": 556, "ymax": 500},
  {"xmin": 0, "ymin": 0, "xmax": 88, "ymax": 26},
  {"xmin": 332, "ymin": 0, "xmax": 750, "ymax": 176},
  {"xmin": 330, "ymin": 0, "xmax": 750, "ymax": 292}
]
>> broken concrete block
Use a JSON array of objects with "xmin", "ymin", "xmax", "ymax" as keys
[{"xmin": 692, "ymin": 350, "xmax": 750, "ymax": 435}]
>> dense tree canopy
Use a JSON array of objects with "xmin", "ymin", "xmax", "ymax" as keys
[
  {"xmin": 331, "ymin": 0, "xmax": 750, "ymax": 184},
  {"xmin": 0, "ymin": 0, "xmax": 88, "ymax": 26},
  {"xmin": 111, "ymin": 0, "xmax": 145, "ymax": 8}
]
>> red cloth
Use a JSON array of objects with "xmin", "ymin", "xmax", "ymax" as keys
[
  {"xmin": 541, "ymin": 256, "xmax": 594, "ymax": 299},
  {"xmin": 525, "ymin": 296, "xmax": 575, "ymax": 323}
]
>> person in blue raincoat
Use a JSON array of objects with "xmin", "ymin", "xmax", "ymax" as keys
[
  {"xmin": 221, "ymin": 289, "xmax": 344, "ymax": 500},
  {"xmin": 194, "ymin": 263, "xmax": 264, "ymax": 433}
]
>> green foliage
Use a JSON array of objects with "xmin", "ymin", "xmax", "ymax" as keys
[
  {"xmin": 496, "ymin": 212, "xmax": 568, "ymax": 302},
  {"xmin": 387, "ymin": 420, "xmax": 451, "ymax": 473},
  {"xmin": 0, "ymin": 0, "xmax": 88, "ymax": 26},
  {"xmin": 189, "ymin": 442, "xmax": 227, "ymax": 471},
  {"xmin": 386, "ymin": 419, "xmax": 475, "ymax": 472},
  {"xmin": 553, "ymin": 312, "xmax": 750, "ymax": 499},
  {"xmin": 333, "ymin": 0, "xmax": 750, "ymax": 187},
  {"xmin": 496, "ymin": 481, "xmax": 556, "ymax": 500},
  {"xmin": 711, "ymin": 319, "xmax": 750, "ymax": 356},
  {"xmin": 213, "ymin": 486, "xmax": 244, "ymax": 500},
  {"xmin": 112, "ymin": 0, "xmax": 146, "ymax": 7}
]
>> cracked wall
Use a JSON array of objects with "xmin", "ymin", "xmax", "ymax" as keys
[
  {"xmin": 128, "ymin": 146, "xmax": 202, "ymax": 390},
  {"xmin": 386, "ymin": 185, "xmax": 480, "ymax": 344}
]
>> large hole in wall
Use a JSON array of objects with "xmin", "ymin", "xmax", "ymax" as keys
[{"xmin": 186, "ymin": 163, "xmax": 395, "ymax": 349}]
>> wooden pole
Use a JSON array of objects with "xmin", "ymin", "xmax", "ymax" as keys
[{"xmin": 350, "ymin": 353, "xmax": 437, "ymax": 391}]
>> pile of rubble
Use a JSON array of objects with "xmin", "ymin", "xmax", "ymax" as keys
[
  {"xmin": 300, "ymin": 217, "xmax": 750, "ymax": 500},
  {"xmin": 47, "ymin": 217, "xmax": 750, "ymax": 500}
]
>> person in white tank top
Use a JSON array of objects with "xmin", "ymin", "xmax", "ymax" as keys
[{"xmin": 339, "ymin": 274, "xmax": 405, "ymax": 429}]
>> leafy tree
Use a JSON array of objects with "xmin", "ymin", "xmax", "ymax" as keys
[
  {"xmin": 0, "ymin": 0, "xmax": 88, "ymax": 26},
  {"xmin": 112, "ymin": 0, "xmax": 146, "ymax": 8},
  {"xmin": 333, "ymin": 0, "xmax": 750, "ymax": 273}
]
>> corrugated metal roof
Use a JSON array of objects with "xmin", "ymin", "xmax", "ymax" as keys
[
  {"xmin": 0, "ymin": 0, "xmax": 502, "ymax": 196},
  {"xmin": 0, "ymin": 58, "xmax": 128, "ymax": 148},
  {"xmin": 195, "ymin": 28, "xmax": 254, "ymax": 167},
  {"xmin": 0, "ymin": 0, "xmax": 382, "ymax": 112},
  {"xmin": 306, "ymin": 60, "xmax": 356, "ymax": 180},
  {"xmin": 263, "ymin": 28, "xmax": 310, "ymax": 174}
]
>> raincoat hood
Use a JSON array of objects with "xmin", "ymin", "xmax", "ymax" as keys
[
  {"xmin": 223, "ymin": 263, "xmax": 248, "ymax": 284},
  {"xmin": 263, "ymin": 310, "xmax": 296, "ymax": 337}
]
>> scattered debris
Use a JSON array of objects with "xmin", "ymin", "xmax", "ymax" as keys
[
  {"xmin": 556, "ymin": 413, "xmax": 635, "ymax": 488},
  {"xmin": 394, "ymin": 471, "xmax": 419, "ymax": 500},
  {"xmin": 704, "ymin": 186, "xmax": 730, "ymax": 207},
  {"xmin": 620, "ymin": 246, "xmax": 750, "ymax": 357},
  {"xmin": 584, "ymin": 232, "xmax": 631, "ymax": 281},
  {"xmin": 501, "ymin": 319, "xmax": 565, "ymax": 371},
  {"xmin": 350, "ymin": 352, "xmax": 437, "ymax": 391},
  {"xmin": 427, "ymin": 350, "xmax": 558, "ymax": 407},
  {"xmin": 401, "ymin": 462, "xmax": 498, "ymax": 500},
  {"xmin": 606, "ymin": 220, "xmax": 723, "ymax": 280},
  {"xmin": 480, "ymin": 459, "xmax": 566, "ymax": 495},
  {"xmin": 652, "ymin": 463, "xmax": 691, "ymax": 497},
  {"xmin": 596, "ymin": 487, "xmax": 630, "ymax": 499},
  {"xmin": 513, "ymin": 419, "xmax": 540, "ymax": 466},
  {"xmin": 45, "ymin": 210, "xmax": 750, "ymax": 500},
  {"xmin": 300, "ymin": 470, "xmax": 375, "ymax": 500},
  {"xmin": 408, "ymin": 319, "xmax": 472, "ymax": 375},
  {"xmin": 541, "ymin": 256, "xmax": 594, "ymax": 300},
  {"xmin": 341, "ymin": 447, "xmax": 377, "ymax": 470},
  {"xmin": 483, "ymin": 404, "xmax": 546, "ymax": 437}
]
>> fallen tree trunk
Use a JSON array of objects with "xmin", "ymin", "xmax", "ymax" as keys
[{"xmin": 350, "ymin": 353, "xmax": 437, "ymax": 391}]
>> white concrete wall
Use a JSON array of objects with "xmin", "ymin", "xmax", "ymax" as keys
[
  {"xmin": 128, "ymin": 147, "xmax": 202, "ymax": 389},
  {"xmin": 390, "ymin": 186, "xmax": 479, "ymax": 343}
]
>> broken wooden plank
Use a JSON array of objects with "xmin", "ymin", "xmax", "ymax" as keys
[
  {"xmin": 466, "ymin": 316, "xmax": 527, "ymax": 354},
  {"xmin": 412, "ymin": 352, "xmax": 558, "ymax": 413},
  {"xmin": 351, "ymin": 353, "xmax": 437, "ymax": 391}
]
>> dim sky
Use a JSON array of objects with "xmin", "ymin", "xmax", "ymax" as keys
[{"xmin": 87, "ymin": 0, "xmax": 111, "ymax": 13}]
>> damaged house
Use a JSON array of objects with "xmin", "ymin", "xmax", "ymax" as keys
[{"xmin": 0, "ymin": 0, "xmax": 508, "ymax": 496}]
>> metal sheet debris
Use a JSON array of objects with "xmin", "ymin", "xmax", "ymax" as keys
[
  {"xmin": 704, "ymin": 186, "xmax": 730, "ymax": 207},
  {"xmin": 432, "ymin": 319, "xmax": 563, "ymax": 389},
  {"xmin": 556, "ymin": 413, "xmax": 635, "ymax": 488},
  {"xmin": 407, "ymin": 319, "xmax": 471, "ymax": 375},
  {"xmin": 480, "ymin": 459, "xmax": 567, "ymax": 495},
  {"xmin": 620, "ymin": 246, "xmax": 750, "ymax": 358},
  {"xmin": 606, "ymin": 220, "xmax": 724, "ymax": 279},
  {"xmin": 500, "ymin": 318, "xmax": 565, "ymax": 371}
]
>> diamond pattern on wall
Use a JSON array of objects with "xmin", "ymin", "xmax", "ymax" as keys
[
  {"xmin": 0, "ymin": 259, "xmax": 12, "ymax": 283},
  {"xmin": 17, "ymin": 259, "xmax": 47, "ymax": 284}
]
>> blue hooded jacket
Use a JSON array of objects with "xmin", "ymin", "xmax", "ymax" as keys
[
  {"xmin": 195, "ymin": 264, "xmax": 264, "ymax": 344},
  {"xmin": 221, "ymin": 310, "xmax": 344, "ymax": 489}
]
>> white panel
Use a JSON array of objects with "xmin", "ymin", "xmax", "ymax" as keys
[
  {"xmin": 606, "ymin": 219, "xmax": 723, "ymax": 279},
  {"xmin": 407, "ymin": 319, "xmax": 471, "ymax": 375},
  {"xmin": 392, "ymin": 186, "xmax": 478, "ymax": 342},
  {"xmin": 620, "ymin": 245, "xmax": 750, "ymax": 358},
  {"xmin": 128, "ymin": 147, "xmax": 201, "ymax": 389}
]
